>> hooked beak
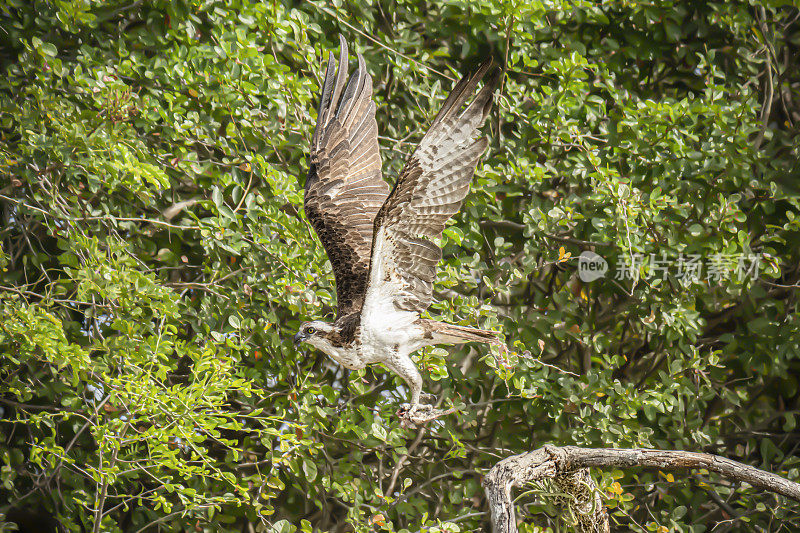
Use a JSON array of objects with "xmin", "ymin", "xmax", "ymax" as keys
[{"xmin": 293, "ymin": 331, "xmax": 306, "ymax": 346}]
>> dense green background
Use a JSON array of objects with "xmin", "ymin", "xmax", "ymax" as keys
[{"xmin": 1, "ymin": 0, "xmax": 799, "ymax": 531}]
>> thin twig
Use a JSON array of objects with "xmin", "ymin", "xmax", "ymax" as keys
[{"xmin": 311, "ymin": 4, "xmax": 454, "ymax": 80}]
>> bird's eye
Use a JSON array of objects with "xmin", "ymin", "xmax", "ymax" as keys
[{"xmin": 307, "ymin": 326, "xmax": 316, "ymax": 335}]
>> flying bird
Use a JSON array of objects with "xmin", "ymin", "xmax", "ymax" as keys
[{"xmin": 294, "ymin": 37, "xmax": 504, "ymax": 423}]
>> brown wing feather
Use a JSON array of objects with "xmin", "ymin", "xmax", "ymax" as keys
[
  {"xmin": 305, "ymin": 36, "xmax": 390, "ymax": 317},
  {"xmin": 366, "ymin": 59, "xmax": 499, "ymax": 313}
]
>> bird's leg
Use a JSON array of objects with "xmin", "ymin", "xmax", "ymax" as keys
[
  {"xmin": 385, "ymin": 355, "xmax": 461, "ymax": 427},
  {"xmin": 385, "ymin": 355, "xmax": 427, "ymax": 415},
  {"xmin": 386, "ymin": 355, "xmax": 442, "ymax": 426}
]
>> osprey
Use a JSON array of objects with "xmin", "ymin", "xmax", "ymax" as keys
[{"xmin": 295, "ymin": 37, "xmax": 504, "ymax": 423}]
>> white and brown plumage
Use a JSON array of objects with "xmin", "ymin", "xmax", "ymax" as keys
[{"xmin": 295, "ymin": 37, "xmax": 504, "ymax": 423}]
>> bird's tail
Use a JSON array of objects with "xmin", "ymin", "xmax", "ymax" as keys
[
  {"xmin": 418, "ymin": 319, "xmax": 503, "ymax": 346},
  {"xmin": 418, "ymin": 319, "xmax": 511, "ymax": 369}
]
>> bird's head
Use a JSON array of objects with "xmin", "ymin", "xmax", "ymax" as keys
[{"xmin": 293, "ymin": 321, "xmax": 335, "ymax": 349}]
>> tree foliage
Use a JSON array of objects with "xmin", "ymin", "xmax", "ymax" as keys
[{"xmin": 1, "ymin": 0, "xmax": 799, "ymax": 531}]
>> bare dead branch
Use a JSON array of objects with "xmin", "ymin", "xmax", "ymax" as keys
[{"xmin": 483, "ymin": 445, "xmax": 800, "ymax": 533}]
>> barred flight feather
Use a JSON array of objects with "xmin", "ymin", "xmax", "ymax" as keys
[
  {"xmin": 304, "ymin": 35, "xmax": 390, "ymax": 317},
  {"xmin": 364, "ymin": 60, "xmax": 499, "ymax": 313}
]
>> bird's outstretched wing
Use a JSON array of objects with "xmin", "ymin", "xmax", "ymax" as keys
[
  {"xmin": 305, "ymin": 36, "xmax": 391, "ymax": 317},
  {"xmin": 364, "ymin": 59, "xmax": 498, "ymax": 315}
]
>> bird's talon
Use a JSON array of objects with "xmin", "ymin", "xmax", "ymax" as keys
[
  {"xmin": 419, "ymin": 392, "xmax": 437, "ymax": 404},
  {"xmin": 398, "ymin": 403, "xmax": 458, "ymax": 426}
]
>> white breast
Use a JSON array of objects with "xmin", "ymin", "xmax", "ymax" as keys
[
  {"xmin": 360, "ymin": 299, "xmax": 424, "ymax": 363},
  {"xmin": 309, "ymin": 337, "xmax": 365, "ymax": 370}
]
